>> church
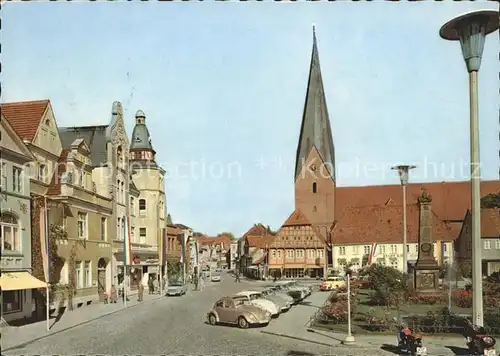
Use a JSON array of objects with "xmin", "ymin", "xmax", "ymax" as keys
[{"xmin": 240, "ymin": 29, "xmax": 500, "ymax": 279}]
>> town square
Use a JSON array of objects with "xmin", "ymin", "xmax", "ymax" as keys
[{"xmin": 1, "ymin": 1, "xmax": 499, "ymax": 355}]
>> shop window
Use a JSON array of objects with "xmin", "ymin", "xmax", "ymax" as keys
[{"xmin": 2, "ymin": 290, "xmax": 22, "ymax": 314}]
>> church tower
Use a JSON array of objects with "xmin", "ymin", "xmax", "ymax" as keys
[
  {"xmin": 129, "ymin": 110, "xmax": 166, "ymax": 275},
  {"xmin": 294, "ymin": 27, "xmax": 336, "ymax": 239}
]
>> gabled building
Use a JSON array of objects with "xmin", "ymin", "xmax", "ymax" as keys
[
  {"xmin": 47, "ymin": 139, "xmax": 113, "ymax": 306},
  {"xmin": 455, "ymin": 208, "xmax": 500, "ymax": 276},
  {"xmin": 0, "ymin": 113, "xmax": 43, "ymax": 322}
]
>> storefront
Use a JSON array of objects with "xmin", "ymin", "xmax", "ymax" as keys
[{"xmin": 0, "ymin": 271, "xmax": 47, "ymax": 323}]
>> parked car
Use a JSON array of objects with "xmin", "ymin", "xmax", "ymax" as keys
[
  {"xmin": 274, "ymin": 281, "xmax": 307, "ymax": 301},
  {"xmin": 211, "ymin": 273, "xmax": 221, "ymax": 282},
  {"xmin": 166, "ymin": 281, "xmax": 187, "ymax": 296},
  {"xmin": 233, "ymin": 291, "xmax": 280, "ymax": 317},
  {"xmin": 320, "ymin": 276, "xmax": 346, "ymax": 291},
  {"xmin": 263, "ymin": 287, "xmax": 295, "ymax": 305},
  {"xmin": 207, "ymin": 297, "xmax": 271, "ymax": 328},
  {"xmin": 287, "ymin": 280, "xmax": 312, "ymax": 296},
  {"xmin": 259, "ymin": 289, "xmax": 291, "ymax": 312}
]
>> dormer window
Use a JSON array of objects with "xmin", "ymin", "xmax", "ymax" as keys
[{"xmin": 45, "ymin": 119, "xmax": 50, "ymax": 126}]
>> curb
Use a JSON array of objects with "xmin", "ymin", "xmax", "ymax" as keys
[
  {"xmin": 2, "ymin": 295, "xmax": 164, "ymax": 352},
  {"xmin": 260, "ymin": 330, "xmax": 336, "ymax": 348}
]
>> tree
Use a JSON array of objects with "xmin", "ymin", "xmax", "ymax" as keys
[
  {"xmin": 359, "ymin": 264, "xmax": 409, "ymax": 309},
  {"xmin": 481, "ymin": 192, "xmax": 500, "ymax": 208},
  {"xmin": 167, "ymin": 260, "xmax": 182, "ymax": 280}
]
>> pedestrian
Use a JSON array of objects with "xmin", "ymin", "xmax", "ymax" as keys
[
  {"xmin": 148, "ymin": 277, "xmax": 154, "ymax": 294},
  {"xmin": 153, "ymin": 278, "xmax": 159, "ymax": 295},
  {"xmin": 235, "ymin": 272, "xmax": 240, "ymax": 283},
  {"xmin": 110, "ymin": 285, "xmax": 118, "ymax": 303},
  {"xmin": 138, "ymin": 282, "xmax": 144, "ymax": 302},
  {"xmin": 200, "ymin": 273, "xmax": 205, "ymax": 291}
]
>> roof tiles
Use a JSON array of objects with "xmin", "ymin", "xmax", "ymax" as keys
[{"xmin": 1, "ymin": 100, "xmax": 49, "ymax": 141}]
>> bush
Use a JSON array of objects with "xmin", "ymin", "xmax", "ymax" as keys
[
  {"xmin": 408, "ymin": 292, "xmax": 446, "ymax": 305},
  {"xmin": 484, "ymin": 309, "xmax": 500, "ymax": 335},
  {"xmin": 452, "ymin": 290, "xmax": 472, "ymax": 308},
  {"xmin": 362, "ymin": 308, "xmax": 392, "ymax": 332},
  {"xmin": 409, "ymin": 308, "xmax": 465, "ymax": 334},
  {"xmin": 360, "ymin": 264, "xmax": 409, "ymax": 307}
]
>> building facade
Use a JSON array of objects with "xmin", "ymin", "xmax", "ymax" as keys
[
  {"xmin": 46, "ymin": 139, "xmax": 114, "ymax": 306},
  {"xmin": 0, "ymin": 114, "xmax": 39, "ymax": 322},
  {"xmin": 455, "ymin": 208, "xmax": 500, "ymax": 276},
  {"xmin": 129, "ymin": 110, "xmax": 166, "ymax": 285}
]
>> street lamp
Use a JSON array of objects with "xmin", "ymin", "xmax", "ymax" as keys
[
  {"xmin": 392, "ymin": 165, "xmax": 417, "ymax": 274},
  {"xmin": 342, "ymin": 268, "xmax": 355, "ymax": 345},
  {"xmin": 440, "ymin": 9, "xmax": 499, "ymax": 327}
]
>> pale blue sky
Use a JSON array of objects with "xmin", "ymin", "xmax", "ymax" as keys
[{"xmin": 2, "ymin": 2, "xmax": 499, "ymax": 236}]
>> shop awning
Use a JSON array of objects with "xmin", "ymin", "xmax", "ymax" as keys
[{"xmin": 0, "ymin": 271, "xmax": 47, "ymax": 291}]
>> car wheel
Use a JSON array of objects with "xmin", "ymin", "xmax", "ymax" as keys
[
  {"xmin": 208, "ymin": 313, "xmax": 217, "ymax": 325},
  {"xmin": 238, "ymin": 316, "xmax": 249, "ymax": 329}
]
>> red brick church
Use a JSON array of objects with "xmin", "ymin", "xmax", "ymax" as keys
[{"xmin": 239, "ymin": 29, "xmax": 499, "ymax": 278}]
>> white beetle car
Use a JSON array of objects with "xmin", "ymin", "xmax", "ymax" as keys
[{"xmin": 233, "ymin": 291, "xmax": 280, "ymax": 317}]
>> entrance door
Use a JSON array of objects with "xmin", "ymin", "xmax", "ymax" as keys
[{"xmin": 98, "ymin": 269, "xmax": 106, "ymax": 301}]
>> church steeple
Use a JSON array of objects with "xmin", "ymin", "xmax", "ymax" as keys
[{"xmin": 294, "ymin": 27, "xmax": 335, "ymax": 181}]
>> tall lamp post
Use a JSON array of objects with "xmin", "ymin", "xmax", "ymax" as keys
[
  {"xmin": 392, "ymin": 165, "xmax": 417, "ymax": 273},
  {"xmin": 440, "ymin": 9, "xmax": 499, "ymax": 327},
  {"xmin": 342, "ymin": 268, "xmax": 355, "ymax": 345}
]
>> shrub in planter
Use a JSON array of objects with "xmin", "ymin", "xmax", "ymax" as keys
[
  {"xmin": 408, "ymin": 293, "xmax": 446, "ymax": 305},
  {"xmin": 329, "ymin": 293, "xmax": 347, "ymax": 303},
  {"xmin": 321, "ymin": 304, "xmax": 348, "ymax": 324},
  {"xmin": 409, "ymin": 308, "xmax": 464, "ymax": 334},
  {"xmin": 362, "ymin": 308, "xmax": 392, "ymax": 332},
  {"xmin": 452, "ymin": 290, "xmax": 472, "ymax": 308},
  {"xmin": 484, "ymin": 308, "xmax": 500, "ymax": 335}
]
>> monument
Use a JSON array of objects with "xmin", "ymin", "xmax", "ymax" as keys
[{"xmin": 411, "ymin": 188, "xmax": 440, "ymax": 291}]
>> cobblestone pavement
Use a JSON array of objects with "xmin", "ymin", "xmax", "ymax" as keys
[{"xmin": 2, "ymin": 275, "xmax": 483, "ymax": 356}]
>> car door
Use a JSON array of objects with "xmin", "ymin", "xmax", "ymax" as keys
[
  {"xmin": 224, "ymin": 299, "xmax": 239, "ymax": 324},
  {"xmin": 214, "ymin": 300, "xmax": 229, "ymax": 323}
]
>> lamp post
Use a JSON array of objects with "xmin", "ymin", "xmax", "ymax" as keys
[
  {"xmin": 342, "ymin": 268, "xmax": 355, "ymax": 345},
  {"xmin": 440, "ymin": 9, "xmax": 499, "ymax": 327},
  {"xmin": 392, "ymin": 165, "xmax": 417, "ymax": 273}
]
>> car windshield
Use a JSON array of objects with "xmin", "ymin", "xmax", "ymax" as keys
[
  {"xmin": 233, "ymin": 297, "xmax": 247, "ymax": 305},
  {"xmin": 169, "ymin": 281, "xmax": 183, "ymax": 286},
  {"xmin": 249, "ymin": 293, "xmax": 262, "ymax": 300}
]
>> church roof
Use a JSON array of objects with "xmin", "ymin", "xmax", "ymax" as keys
[
  {"xmin": 295, "ymin": 28, "xmax": 335, "ymax": 181},
  {"xmin": 0, "ymin": 99, "xmax": 50, "ymax": 141}
]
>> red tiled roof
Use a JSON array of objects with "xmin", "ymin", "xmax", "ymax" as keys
[
  {"xmin": 1, "ymin": 100, "xmax": 50, "ymax": 141},
  {"xmin": 47, "ymin": 149, "xmax": 69, "ymax": 196},
  {"xmin": 335, "ymin": 181, "xmax": 500, "ymax": 222},
  {"xmin": 241, "ymin": 223, "xmax": 269, "ymax": 238},
  {"xmin": 246, "ymin": 235, "xmax": 275, "ymax": 248},
  {"xmin": 481, "ymin": 208, "xmax": 500, "ymax": 237},
  {"xmin": 198, "ymin": 235, "xmax": 232, "ymax": 248},
  {"xmin": 333, "ymin": 204, "xmax": 454, "ymax": 245},
  {"xmin": 282, "ymin": 208, "xmax": 311, "ymax": 227}
]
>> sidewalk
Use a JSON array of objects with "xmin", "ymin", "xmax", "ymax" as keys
[{"xmin": 1, "ymin": 292, "xmax": 163, "ymax": 350}]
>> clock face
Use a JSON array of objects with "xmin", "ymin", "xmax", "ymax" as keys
[
  {"xmin": 421, "ymin": 243, "xmax": 431, "ymax": 253},
  {"xmin": 310, "ymin": 164, "xmax": 317, "ymax": 172}
]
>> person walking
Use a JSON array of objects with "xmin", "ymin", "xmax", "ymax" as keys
[
  {"xmin": 138, "ymin": 282, "xmax": 144, "ymax": 302},
  {"xmin": 148, "ymin": 277, "xmax": 154, "ymax": 295},
  {"xmin": 153, "ymin": 277, "xmax": 159, "ymax": 295},
  {"xmin": 235, "ymin": 272, "xmax": 241, "ymax": 283},
  {"xmin": 110, "ymin": 285, "xmax": 118, "ymax": 303}
]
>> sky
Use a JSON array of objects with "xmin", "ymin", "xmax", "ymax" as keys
[{"xmin": 2, "ymin": 1, "xmax": 499, "ymax": 237}]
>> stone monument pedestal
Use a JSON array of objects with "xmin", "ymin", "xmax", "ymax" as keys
[{"xmin": 411, "ymin": 263, "xmax": 440, "ymax": 292}]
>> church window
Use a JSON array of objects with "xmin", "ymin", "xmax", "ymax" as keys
[
  {"xmin": 312, "ymin": 182, "xmax": 317, "ymax": 193},
  {"xmin": 312, "ymin": 206, "xmax": 317, "ymax": 212},
  {"xmin": 139, "ymin": 199, "xmax": 146, "ymax": 216}
]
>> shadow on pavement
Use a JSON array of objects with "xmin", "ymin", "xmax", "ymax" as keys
[
  {"xmin": 287, "ymin": 351, "xmax": 317, "ymax": 356},
  {"xmin": 445, "ymin": 345, "xmax": 470, "ymax": 355},
  {"xmin": 305, "ymin": 328, "xmax": 343, "ymax": 343},
  {"xmin": 380, "ymin": 343, "xmax": 402, "ymax": 355}
]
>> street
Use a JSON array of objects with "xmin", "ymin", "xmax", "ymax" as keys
[
  {"xmin": 2, "ymin": 274, "xmax": 475, "ymax": 356},
  {"xmin": 3, "ymin": 275, "xmax": 338, "ymax": 356}
]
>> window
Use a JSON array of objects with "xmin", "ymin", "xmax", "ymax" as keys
[
  {"xmin": 75, "ymin": 261, "xmax": 83, "ymax": 289},
  {"xmin": 117, "ymin": 145, "xmax": 123, "ymax": 168},
  {"xmin": 339, "ymin": 246, "xmax": 346, "ymax": 255},
  {"xmin": 364, "ymin": 245, "xmax": 370, "ymax": 254},
  {"xmin": 272, "ymin": 249, "xmax": 276, "ymax": 258},
  {"xmin": 139, "ymin": 228, "xmax": 146, "ymax": 243},
  {"xmin": 495, "ymin": 240, "xmax": 500, "ymax": 249},
  {"xmin": 484, "ymin": 240, "xmax": 491, "ymax": 250},
  {"xmin": 319, "ymin": 249, "xmax": 324, "ymax": 258},
  {"xmin": 131, "ymin": 226, "xmax": 135, "ymax": 242},
  {"xmin": 278, "ymin": 250, "xmax": 282, "ymax": 258},
  {"xmin": 312, "ymin": 206, "xmax": 317, "ymax": 212},
  {"xmin": 12, "ymin": 167, "xmax": 22, "ymax": 193},
  {"xmin": 121, "ymin": 181, "xmax": 125, "ymax": 203},
  {"xmin": 130, "ymin": 197, "xmax": 135, "ymax": 214},
  {"xmin": 352, "ymin": 246, "xmax": 359, "ymax": 254},
  {"xmin": 312, "ymin": 182, "xmax": 317, "ymax": 193},
  {"xmin": 0, "ymin": 213, "xmax": 20, "ymax": 252},
  {"xmin": 100, "ymin": 217, "xmax": 107, "ymax": 241},
  {"xmin": 116, "ymin": 179, "xmax": 122, "ymax": 204},
  {"xmin": 38, "ymin": 163, "xmax": 47, "ymax": 182},
  {"xmin": 390, "ymin": 244, "xmax": 397, "ymax": 253},
  {"xmin": 287, "ymin": 250, "xmax": 294, "ymax": 258},
  {"xmin": 443, "ymin": 243, "xmax": 447, "ymax": 252},
  {"xmin": 390, "ymin": 261, "xmax": 398, "ymax": 269},
  {"xmin": 84, "ymin": 261, "xmax": 92, "ymax": 287},
  {"xmin": 2, "ymin": 291, "xmax": 22, "ymax": 314},
  {"xmin": 117, "ymin": 218, "xmax": 122, "ymax": 239},
  {"xmin": 77, "ymin": 213, "xmax": 87, "ymax": 239},
  {"xmin": 0, "ymin": 162, "xmax": 6, "ymax": 188},
  {"xmin": 380, "ymin": 245, "xmax": 386, "ymax": 254},
  {"xmin": 406, "ymin": 245, "xmax": 410, "ymax": 253},
  {"xmin": 139, "ymin": 199, "xmax": 146, "ymax": 216}
]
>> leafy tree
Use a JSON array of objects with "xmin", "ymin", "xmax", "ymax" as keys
[
  {"xmin": 359, "ymin": 264, "xmax": 409, "ymax": 309},
  {"xmin": 218, "ymin": 232, "xmax": 235, "ymax": 240},
  {"xmin": 481, "ymin": 192, "xmax": 500, "ymax": 208},
  {"xmin": 167, "ymin": 260, "xmax": 182, "ymax": 280}
]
